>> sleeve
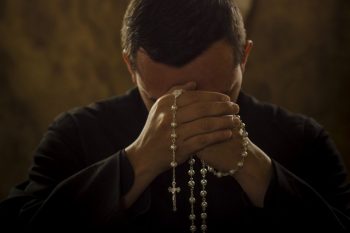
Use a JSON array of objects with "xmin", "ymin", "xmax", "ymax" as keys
[
  {"xmin": 263, "ymin": 121, "xmax": 350, "ymax": 232},
  {"xmin": 0, "ymin": 113, "xmax": 143, "ymax": 232}
]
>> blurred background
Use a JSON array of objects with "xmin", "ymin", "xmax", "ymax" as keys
[{"xmin": 0, "ymin": 0, "xmax": 349, "ymax": 200}]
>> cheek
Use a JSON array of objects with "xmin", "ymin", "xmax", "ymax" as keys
[
  {"xmin": 229, "ymin": 68, "xmax": 243, "ymax": 101},
  {"xmin": 227, "ymin": 67, "xmax": 242, "ymax": 88},
  {"xmin": 220, "ymin": 74, "xmax": 236, "ymax": 88}
]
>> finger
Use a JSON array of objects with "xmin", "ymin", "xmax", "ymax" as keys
[
  {"xmin": 156, "ymin": 82, "xmax": 197, "ymax": 106},
  {"xmin": 177, "ymin": 90, "xmax": 231, "ymax": 107},
  {"xmin": 180, "ymin": 129, "xmax": 233, "ymax": 155},
  {"xmin": 166, "ymin": 81, "xmax": 197, "ymax": 94},
  {"xmin": 232, "ymin": 115, "xmax": 242, "ymax": 129},
  {"xmin": 178, "ymin": 115, "xmax": 236, "ymax": 141},
  {"xmin": 177, "ymin": 102, "xmax": 239, "ymax": 123},
  {"xmin": 160, "ymin": 89, "xmax": 232, "ymax": 108}
]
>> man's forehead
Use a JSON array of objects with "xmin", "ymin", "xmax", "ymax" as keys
[{"xmin": 135, "ymin": 40, "xmax": 236, "ymax": 97}]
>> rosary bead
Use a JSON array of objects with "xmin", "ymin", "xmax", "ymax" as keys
[
  {"xmin": 188, "ymin": 180, "xmax": 195, "ymax": 187},
  {"xmin": 170, "ymin": 161, "xmax": 178, "ymax": 167},
  {"xmin": 189, "ymin": 214, "xmax": 196, "ymax": 220},
  {"xmin": 173, "ymin": 89, "xmax": 183, "ymax": 98},
  {"xmin": 169, "ymin": 90, "xmax": 182, "ymax": 213},
  {"xmin": 229, "ymin": 169, "xmax": 237, "ymax": 175},
  {"xmin": 243, "ymin": 140, "xmax": 249, "ymax": 146},
  {"xmin": 189, "ymin": 158, "xmax": 196, "ymax": 165},
  {"xmin": 188, "ymin": 169, "xmax": 195, "ymax": 176},
  {"xmin": 189, "ymin": 197, "xmax": 196, "ymax": 204},
  {"xmin": 200, "ymin": 190, "xmax": 207, "ymax": 197},
  {"xmin": 201, "ymin": 213, "xmax": 207, "ymax": 219},
  {"xmin": 190, "ymin": 225, "xmax": 197, "ymax": 232},
  {"xmin": 207, "ymin": 116, "xmax": 249, "ymax": 179},
  {"xmin": 200, "ymin": 168, "xmax": 207, "ymax": 175}
]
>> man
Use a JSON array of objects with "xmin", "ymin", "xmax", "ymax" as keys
[{"xmin": 0, "ymin": 0, "xmax": 349, "ymax": 232}]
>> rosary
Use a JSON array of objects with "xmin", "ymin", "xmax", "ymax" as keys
[{"xmin": 169, "ymin": 90, "xmax": 249, "ymax": 232}]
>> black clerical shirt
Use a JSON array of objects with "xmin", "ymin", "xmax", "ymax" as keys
[{"xmin": 0, "ymin": 88, "xmax": 349, "ymax": 232}]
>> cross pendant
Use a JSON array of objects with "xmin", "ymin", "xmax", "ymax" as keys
[{"xmin": 168, "ymin": 185, "xmax": 181, "ymax": 211}]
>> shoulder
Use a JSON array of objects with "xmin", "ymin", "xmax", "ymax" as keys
[
  {"xmin": 240, "ymin": 94, "xmax": 348, "ymax": 184},
  {"xmin": 41, "ymin": 88, "xmax": 144, "ymax": 163},
  {"xmin": 49, "ymin": 88, "xmax": 141, "ymax": 131},
  {"xmin": 238, "ymin": 92, "xmax": 326, "ymax": 168},
  {"xmin": 238, "ymin": 91, "xmax": 323, "ymax": 142},
  {"xmin": 69, "ymin": 88, "xmax": 139, "ymax": 123}
]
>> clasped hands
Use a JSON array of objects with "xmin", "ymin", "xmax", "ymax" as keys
[
  {"xmin": 127, "ymin": 83, "xmax": 249, "ymax": 178},
  {"xmin": 125, "ymin": 82, "xmax": 273, "ymax": 207}
]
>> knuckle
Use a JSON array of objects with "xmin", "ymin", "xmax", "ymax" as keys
[
  {"xmin": 221, "ymin": 94, "xmax": 231, "ymax": 102},
  {"xmin": 232, "ymin": 129, "xmax": 242, "ymax": 139},
  {"xmin": 225, "ymin": 102, "xmax": 234, "ymax": 111},
  {"xmin": 232, "ymin": 116, "xmax": 241, "ymax": 126},
  {"xmin": 233, "ymin": 103, "xmax": 240, "ymax": 113},
  {"xmin": 227, "ymin": 102, "xmax": 240, "ymax": 114},
  {"xmin": 158, "ymin": 112, "xmax": 171, "ymax": 129}
]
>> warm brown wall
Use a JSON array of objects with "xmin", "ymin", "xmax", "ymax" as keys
[
  {"xmin": 0, "ymin": 0, "xmax": 132, "ymax": 199},
  {"xmin": 0, "ymin": 0, "xmax": 349, "ymax": 200},
  {"xmin": 243, "ymin": 0, "xmax": 350, "ymax": 173}
]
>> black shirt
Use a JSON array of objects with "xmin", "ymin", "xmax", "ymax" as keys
[{"xmin": 0, "ymin": 88, "xmax": 349, "ymax": 232}]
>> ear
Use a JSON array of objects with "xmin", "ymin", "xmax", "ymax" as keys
[
  {"xmin": 240, "ymin": 40, "xmax": 253, "ymax": 74},
  {"xmin": 122, "ymin": 51, "xmax": 137, "ymax": 84}
]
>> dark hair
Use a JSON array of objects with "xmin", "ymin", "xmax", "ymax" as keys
[{"xmin": 121, "ymin": 0, "xmax": 246, "ymax": 69}]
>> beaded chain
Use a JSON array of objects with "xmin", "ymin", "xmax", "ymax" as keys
[
  {"xmin": 206, "ymin": 115, "xmax": 249, "ymax": 178},
  {"xmin": 168, "ymin": 89, "xmax": 183, "ymax": 211},
  {"xmin": 188, "ymin": 157, "xmax": 208, "ymax": 232},
  {"xmin": 169, "ymin": 90, "xmax": 249, "ymax": 232}
]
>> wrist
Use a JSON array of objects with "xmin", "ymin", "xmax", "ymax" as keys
[
  {"xmin": 122, "ymin": 145, "xmax": 157, "ymax": 209},
  {"xmin": 234, "ymin": 141, "xmax": 273, "ymax": 207},
  {"xmin": 125, "ymin": 144, "xmax": 159, "ymax": 181}
]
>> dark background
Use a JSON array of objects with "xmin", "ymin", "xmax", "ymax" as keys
[{"xmin": 0, "ymin": 0, "xmax": 349, "ymax": 200}]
